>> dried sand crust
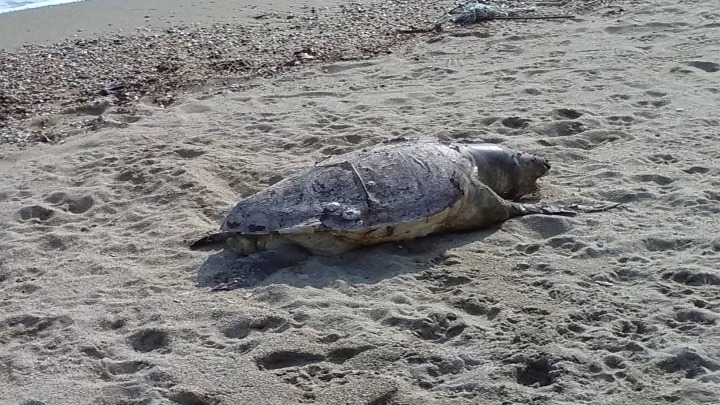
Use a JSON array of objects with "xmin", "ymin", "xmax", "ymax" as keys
[{"xmin": 1, "ymin": 0, "xmax": 719, "ymax": 404}]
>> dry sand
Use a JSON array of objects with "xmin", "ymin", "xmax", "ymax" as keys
[{"xmin": 1, "ymin": 0, "xmax": 720, "ymax": 404}]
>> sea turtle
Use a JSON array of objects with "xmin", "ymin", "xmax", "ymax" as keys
[{"xmin": 193, "ymin": 140, "xmax": 615, "ymax": 257}]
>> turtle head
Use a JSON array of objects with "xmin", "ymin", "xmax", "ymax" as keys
[
  {"xmin": 513, "ymin": 149, "xmax": 551, "ymax": 198},
  {"xmin": 461, "ymin": 144, "xmax": 550, "ymax": 200}
]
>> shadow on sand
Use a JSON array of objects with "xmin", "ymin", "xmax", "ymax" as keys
[{"xmin": 195, "ymin": 227, "xmax": 502, "ymax": 290}]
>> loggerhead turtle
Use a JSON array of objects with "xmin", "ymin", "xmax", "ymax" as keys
[{"xmin": 192, "ymin": 140, "xmax": 615, "ymax": 263}]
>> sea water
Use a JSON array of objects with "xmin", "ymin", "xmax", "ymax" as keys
[{"xmin": 0, "ymin": 0, "xmax": 87, "ymax": 14}]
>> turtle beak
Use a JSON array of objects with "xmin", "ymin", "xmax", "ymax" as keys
[{"xmin": 536, "ymin": 157, "xmax": 551, "ymax": 177}]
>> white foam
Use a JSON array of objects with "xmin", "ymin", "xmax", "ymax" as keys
[{"xmin": 0, "ymin": 0, "xmax": 87, "ymax": 14}]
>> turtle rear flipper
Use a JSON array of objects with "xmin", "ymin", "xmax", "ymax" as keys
[{"xmin": 189, "ymin": 232, "xmax": 234, "ymax": 250}]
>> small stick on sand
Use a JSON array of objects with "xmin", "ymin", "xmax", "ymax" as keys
[
  {"xmin": 397, "ymin": 24, "xmax": 444, "ymax": 34},
  {"xmin": 487, "ymin": 15, "xmax": 575, "ymax": 20}
]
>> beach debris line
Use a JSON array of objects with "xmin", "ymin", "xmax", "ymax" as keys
[{"xmin": 448, "ymin": 1, "xmax": 574, "ymax": 25}]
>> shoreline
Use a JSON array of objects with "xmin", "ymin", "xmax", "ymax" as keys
[{"xmin": 0, "ymin": 0, "xmax": 87, "ymax": 16}]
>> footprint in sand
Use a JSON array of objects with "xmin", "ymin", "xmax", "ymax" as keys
[
  {"xmin": 530, "ymin": 121, "xmax": 587, "ymax": 137},
  {"xmin": 500, "ymin": 116, "xmax": 531, "ymax": 129},
  {"xmin": 655, "ymin": 347, "xmax": 720, "ymax": 379},
  {"xmin": 381, "ymin": 311, "xmax": 466, "ymax": 342},
  {"xmin": 18, "ymin": 205, "xmax": 55, "ymax": 221},
  {"xmin": 506, "ymin": 354, "xmax": 559, "ymax": 387},
  {"xmin": 103, "ymin": 359, "xmax": 154, "ymax": 376},
  {"xmin": 686, "ymin": 61, "xmax": 720, "ymax": 73},
  {"xmin": 164, "ymin": 390, "xmax": 219, "ymax": 405},
  {"xmin": 553, "ymin": 108, "xmax": 583, "ymax": 120},
  {"xmin": 607, "ymin": 116, "xmax": 636, "ymax": 127},
  {"xmin": 127, "ymin": 328, "xmax": 171, "ymax": 353},
  {"xmin": 662, "ymin": 268, "xmax": 720, "ymax": 287},
  {"xmin": 219, "ymin": 313, "xmax": 288, "ymax": 340},
  {"xmin": 44, "ymin": 192, "xmax": 94, "ymax": 214}
]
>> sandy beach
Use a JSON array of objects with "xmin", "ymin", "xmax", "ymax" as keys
[{"xmin": 1, "ymin": 0, "xmax": 719, "ymax": 404}]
